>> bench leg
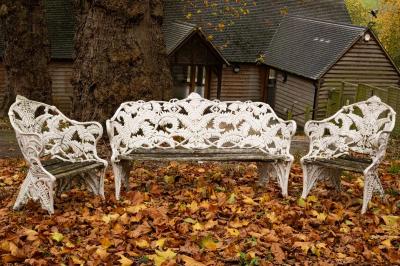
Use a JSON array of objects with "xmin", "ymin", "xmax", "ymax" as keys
[
  {"xmin": 362, "ymin": 169, "xmax": 384, "ymax": 214},
  {"xmin": 258, "ymin": 160, "xmax": 292, "ymax": 197},
  {"xmin": 112, "ymin": 161, "xmax": 132, "ymax": 200},
  {"xmin": 84, "ymin": 167, "xmax": 106, "ymax": 199},
  {"xmin": 257, "ymin": 162, "xmax": 270, "ymax": 185},
  {"xmin": 13, "ymin": 169, "xmax": 55, "ymax": 214}
]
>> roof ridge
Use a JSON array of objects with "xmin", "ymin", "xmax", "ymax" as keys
[
  {"xmin": 171, "ymin": 20, "xmax": 197, "ymax": 28},
  {"xmin": 287, "ymin": 15, "xmax": 366, "ymax": 31}
]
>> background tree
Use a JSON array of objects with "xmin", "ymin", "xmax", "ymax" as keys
[
  {"xmin": 345, "ymin": 0, "xmax": 400, "ymax": 67},
  {"xmin": 71, "ymin": 0, "xmax": 173, "ymax": 122},
  {"xmin": 376, "ymin": 0, "xmax": 400, "ymax": 66},
  {"xmin": 72, "ymin": 0, "xmax": 253, "ymax": 122},
  {"xmin": 0, "ymin": 0, "xmax": 52, "ymax": 116}
]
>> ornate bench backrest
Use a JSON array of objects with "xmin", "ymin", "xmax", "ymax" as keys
[
  {"xmin": 8, "ymin": 95, "xmax": 103, "ymax": 162},
  {"xmin": 107, "ymin": 93, "xmax": 296, "ymax": 160},
  {"xmin": 306, "ymin": 96, "xmax": 396, "ymax": 158}
]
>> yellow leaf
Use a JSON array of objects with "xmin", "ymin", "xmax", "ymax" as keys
[
  {"xmin": 65, "ymin": 241, "xmax": 75, "ymax": 248},
  {"xmin": 204, "ymin": 220, "xmax": 218, "ymax": 230},
  {"xmin": 193, "ymin": 222, "xmax": 204, "ymax": 231},
  {"xmin": 148, "ymin": 249, "xmax": 177, "ymax": 266},
  {"xmin": 100, "ymin": 238, "xmax": 112, "ymax": 249},
  {"xmin": 95, "ymin": 247, "xmax": 109, "ymax": 259},
  {"xmin": 119, "ymin": 213, "xmax": 129, "ymax": 225},
  {"xmin": 102, "ymin": 213, "xmax": 120, "ymax": 223},
  {"xmin": 293, "ymin": 242, "xmax": 312, "ymax": 254},
  {"xmin": 189, "ymin": 201, "xmax": 199, "ymax": 213},
  {"xmin": 340, "ymin": 224, "xmax": 350, "ymax": 233},
  {"xmin": 307, "ymin": 195, "xmax": 318, "ymax": 202},
  {"xmin": 266, "ymin": 212, "xmax": 278, "ymax": 223},
  {"xmin": 242, "ymin": 195, "xmax": 257, "ymax": 205},
  {"xmin": 23, "ymin": 228, "xmax": 38, "ymax": 241},
  {"xmin": 227, "ymin": 193, "xmax": 236, "ymax": 204},
  {"xmin": 155, "ymin": 238, "xmax": 166, "ymax": 248},
  {"xmin": 200, "ymin": 236, "xmax": 219, "ymax": 250},
  {"xmin": 118, "ymin": 254, "xmax": 133, "ymax": 266},
  {"xmin": 156, "ymin": 249, "xmax": 177, "ymax": 260},
  {"xmin": 337, "ymin": 252, "xmax": 347, "ymax": 259},
  {"xmin": 229, "ymin": 218, "xmax": 249, "ymax": 228},
  {"xmin": 181, "ymin": 255, "xmax": 206, "ymax": 266},
  {"xmin": 310, "ymin": 210, "xmax": 327, "ymax": 222},
  {"xmin": 51, "ymin": 232, "xmax": 64, "ymax": 243},
  {"xmin": 113, "ymin": 223, "xmax": 125, "ymax": 234},
  {"xmin": 382, "ymin": 215, "xmax": 400, "ymax": 226},
  {"xmin": 126, "ymin": 204, "xmax": 147, "ymax": 214},
  {"xmin": 297, "ymin": 198, "xmax": 306, "ymax": 207},
  {"xmin": 199, "ymin": 201, "xmax": 210, "ymax": 209},
  {"xmin": 226, "ymin": 228, "xmax": 240, "ymax": 237},
  {"xmin": 71, "ymin": 255, "xmax": 85, "ymax": 265},
  {"xmin": 135, "ymin": 239, "xmax": 149, "ymax": 249},
  {"xmin": 184, "ymin": 217, "xmax": 197, "ymax": 224},
  {"xmin": 381, "ymin": 238, "xmax": 393, "ymax": 248},
  {"xmin": 163, "ymin": 175, "xmax": 175, "ymax": 184}
]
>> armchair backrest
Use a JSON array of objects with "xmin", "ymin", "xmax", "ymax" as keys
[
  {"xmin": 306, "ymin": 96, "xmax": 396, "ymax": 158},
  {"xmin": 8, "ymin": 96, "xmax": 103, "ymax": 162}
]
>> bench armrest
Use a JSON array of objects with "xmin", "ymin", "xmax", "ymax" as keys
[{"xmin": 278, "ymin": 119, "xmax": 297, "ymax": 157}]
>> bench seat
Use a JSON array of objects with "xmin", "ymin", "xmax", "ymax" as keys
[{"xmin": 120, "ymin": 149, "xmax": 287, "ymax": 162}]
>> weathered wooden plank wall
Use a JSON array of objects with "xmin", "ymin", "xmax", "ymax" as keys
[
  {"xmin": 0, "ymin": 61, "xmax": 73, "ymax": 116},
  {"xmin": 49, "ymin": 61, "xmax": 73, "ymax": 114},
  {"xmin": 210, "ymin": 64, "xmax": 262, "ymax": 102},
  {"xmin": 273, "ymin": 71, "xmax": 315, "ymax": 126}
]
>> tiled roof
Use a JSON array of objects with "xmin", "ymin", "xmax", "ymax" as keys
[
  {"xmin": 164, "ymin": 21, "xmax": 197, "ymax": 55},
  {"xmin": 266, "ymin": 16, "xmax": 366, "ymax": 80},
  {"xmin": 1, "ymin": 0, "xmax": 352, "ymax": 63},
  {"xmin": 164, "ymin": 0, "xmax": 352, "ymax": 63}
]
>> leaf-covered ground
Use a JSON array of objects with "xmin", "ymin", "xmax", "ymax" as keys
[{"xmin": 0, "ymin": 157, "xmax": 399, "ymax": 265}]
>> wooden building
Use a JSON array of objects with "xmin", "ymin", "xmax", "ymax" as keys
[
  {"xmin": 266, "ymin": 16, "xmax": 400, "ymax": 126},
  {"xmin": 1, "ymin": 0, "xmax": 399, "ymax": 127}
]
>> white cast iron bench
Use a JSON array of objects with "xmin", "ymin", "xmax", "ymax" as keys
[
  {"xmin": 301, "ymin": 96, "xmax": 396, "ymax": 213},
  {"xmin": 107, "ymin": 93, "xmax": 297, "ymax": 200},
  {"xmin": 9, "ymin": 96, "xmax": 108, "ymax": 214}
]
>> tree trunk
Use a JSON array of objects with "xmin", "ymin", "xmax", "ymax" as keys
[
  {"xmin": 0, "ymin": 0, "xmax": 52, "ymax": 116},
  {"xmin": 72, "ymin": 0, "xmax": 172, "ymax": 122}
]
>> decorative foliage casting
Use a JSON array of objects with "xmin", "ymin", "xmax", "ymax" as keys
[
  {"xmin": 107, "ymin": 93, "xmax": 296, "ymax": 200},
  {"xmin": 107, "ymin": 93, "xmax": 296, "ymax": 159},
  {"xmin": 301, "ymin": 96, "xmax": 396, "ymax": 213},
  {"xmin": 9, "ymin": 95, "xmax": 107, "ymax": 214}
]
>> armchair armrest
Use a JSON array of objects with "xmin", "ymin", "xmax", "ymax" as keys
[
  {"xmin": 303, "ymin": 119, "xmax": 349, "ymax": 160},
  {"xmin": 43, "ymin": 116, "xmax": 107, "ymax": 166}
]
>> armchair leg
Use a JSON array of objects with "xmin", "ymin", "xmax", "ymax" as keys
[
  {"xmin": 112, "ymin": 160, "xmax": 132, "ymax": 200},
  {"xmin": 13, "ymin": 170, "xmax": 55, "ymax": 214},
  {"xmin": 301, "ymin": 161, "xmax": 343, "ymax": 199}
]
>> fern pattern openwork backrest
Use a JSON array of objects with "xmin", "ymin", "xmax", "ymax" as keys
[
  {"xmin": 305, "ymin": 96, "xmax": 396, "ymax": 159},
  {"xmin": 107, "ymin": 93, "xmax": 296, "ymax": 160},
  {"xmin": 8, "ymin": 96, "xmax": 103, "ymax": 162}
]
